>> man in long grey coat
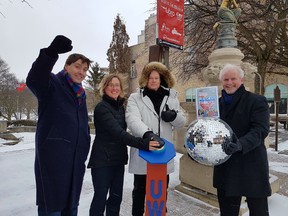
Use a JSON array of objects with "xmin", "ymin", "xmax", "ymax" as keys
[
  {"xmin": 213, "ymin": 63, "xmax": 271, "ymax": 216},
  {"xmin": 26, "ymin": 35, "xmax": 92, "ymax": 216}
]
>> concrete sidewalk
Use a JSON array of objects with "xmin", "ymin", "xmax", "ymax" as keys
[
  {"xmin": 117, "ymin": 126, "xmax": 288, "ymax": 216},
  {"xmin": 120, "ymin": 187, "xmax": 220, "ymax": 216}
]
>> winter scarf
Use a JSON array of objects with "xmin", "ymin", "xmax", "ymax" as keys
[
  {"xmin": 62, "ymin": 70, "xmax": 86, "ymax": 105},
  {"xmin": 221, "ymin": 84, "xmax": 245, "ymax": 106},
  {"xmin": 143, "ymin": 86, "xmax": 169, "ymax": 115}
]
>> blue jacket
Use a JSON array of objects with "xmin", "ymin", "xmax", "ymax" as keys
[{"xmin": 26, "ymin": 49, "xmax": 91, "ymax": 211}]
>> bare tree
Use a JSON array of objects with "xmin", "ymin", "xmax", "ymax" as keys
[
  {"xmin": 22, "ymin": 0, "xmax": 33, "ymax": 8},
  {"xmin": 172, "ymin": 0, "xmax": 288, "ymax": 94},
  {"xmin": 0, "ymin": 57, "xmax": 12, "ymax": 89},
  {"xmin": 17, "ymin": 88, "xmax": 38, "ymax": 120},
  {"xmin": 0, "ymin": 57, "xmax": 18, "ymax": 120},
  {"xmin": 0, "ymin": 57, "xmax": 37, "ymax": 120},
  {"xmin": 0, "ymin": 0, "xmax": 33, "ymax": 18},
  {"xmin": 0, "ymin": 88, "xmax": 18, "ymax": 121},
  {"xmin": 85, "ymin": 62, "xmax": 106, "ymax": 113}
]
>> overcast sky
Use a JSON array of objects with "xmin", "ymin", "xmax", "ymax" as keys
[{"xmin": 0, "ymin": 0, "xmax": 156, "ymax": 81}]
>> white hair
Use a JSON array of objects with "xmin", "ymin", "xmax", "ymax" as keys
[{"xmin": 219, "ymin": 64, "xmax": 244, "ymax": 80}]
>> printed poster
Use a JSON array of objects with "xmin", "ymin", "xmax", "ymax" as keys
[{"xmin": 196, "ymin": 86, "xmax": 219, "ymax": 119}]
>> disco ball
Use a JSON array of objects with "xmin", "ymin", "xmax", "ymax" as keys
[{"xmin": 185, "ymin": 118, "xmax": 233, "ymax": 166}]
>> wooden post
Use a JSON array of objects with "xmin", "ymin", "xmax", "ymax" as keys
[
  {"xmin": 149, "ymin": 45, "xmax": 169, "ymax": 67},
  {"xmin": 149, "ymin": 45, "xmax": 162, "ymax": 62},
  {"xmin": 275, "ymin": 102, "xmax": 279, "ymax": 151},
  {"xmin": 274, "ymin": 86, "xmax": 281, "ymax": 151}
]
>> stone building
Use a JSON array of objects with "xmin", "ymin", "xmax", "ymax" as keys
[
  {"xmin": 127, "ymin": 14, "xmax": 286, "ymax": 210},
  {"xmin": 128, "ymin": 14, "xmax": 288, "ymax": 117}
]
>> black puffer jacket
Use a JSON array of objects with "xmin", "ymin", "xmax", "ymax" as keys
[{"xmin": 88, "ymin": 94, "xmax": 150, "ymax": 168}]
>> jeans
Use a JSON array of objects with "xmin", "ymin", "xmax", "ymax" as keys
[
  {"xmin": 217, "ymin": 189, "xmax": 269, "ymax": 216},
  {"xmin": 38, "ymin": 207, "xmax": 78, "ymax": 216},
  {"xmin": 90, "ymin": 165, "xmax": 125, "ymax": 216},
  {"xmin": 132, "ymin": 174, "xmax": 169, "ymax": 216}
]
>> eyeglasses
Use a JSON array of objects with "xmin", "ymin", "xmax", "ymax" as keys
[{"xmin": 108, "ymin": 83, "xmax": 121, "ymax": 88}]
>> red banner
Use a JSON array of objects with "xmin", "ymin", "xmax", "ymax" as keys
[
  {"xmin": 16, "ymin": 83, "xmax": 26, "ymax": 92},
  {"xmin": 157, "ymin": 0, "xmax": 184, "ymax": 50}
]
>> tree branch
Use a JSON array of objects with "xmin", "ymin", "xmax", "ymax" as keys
[{"xmin": 22, "ymin": 0, "xmax": 33, "ymax": 8}]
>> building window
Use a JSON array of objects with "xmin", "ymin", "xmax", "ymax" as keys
[
  {"xmin": 130, "ymin": 60, "xmax": 137, "ymax": 79},
  {"xmin": 185, "ymin": 88, "xmax": 196, "ymax": 102}
]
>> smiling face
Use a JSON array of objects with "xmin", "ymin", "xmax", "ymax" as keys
[
  {"xmin": 104, "ymin": 77, "xmax": 121, "ymax": 100},
  {"xmin": 147, "ymin": 70, "xmax": 161, "ymax": 91},
  {"xmin": 221, "ymin": 69, "xmax": 244, "ymax": 94},
  {"xmin": 64, "ymin": 59, "xmax": 89, "ymax": 84}
]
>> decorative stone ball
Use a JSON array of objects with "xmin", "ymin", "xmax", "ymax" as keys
[{"xmin": 185, "ymin": 118, "xmax": 233, "ymax": 166}]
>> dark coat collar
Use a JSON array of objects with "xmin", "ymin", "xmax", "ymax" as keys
[
  {"xmin": 102, "ymin": 94, "xmax": 125, "ymax": 108},
  {"xmin": 220, "ymin": 84, "xmax": 246, "ymax": 113}
]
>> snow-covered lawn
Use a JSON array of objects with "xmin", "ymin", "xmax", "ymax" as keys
[{"xmin": 1, "ymin": 132, "xmax": 288, "ymax": 215}]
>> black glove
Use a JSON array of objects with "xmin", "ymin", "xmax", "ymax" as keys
[
  {"xmin": 222, "ymin": 134, "xmax": 242, "ymax": 155},
  {"xmin": 161, "ymin": 104, "xmax": 177, "ymax": 122},
  {"xmin": 143, "ymin": 131, "xmax": 165, "ymax": 148},
  {"xmin": 46, "ymin": 35, "xmax": 73, "ymax": 57}
]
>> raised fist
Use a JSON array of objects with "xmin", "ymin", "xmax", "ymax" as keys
[{"xmin": 46, "ymin": 35, "xmax": 73, "ymax": 57}]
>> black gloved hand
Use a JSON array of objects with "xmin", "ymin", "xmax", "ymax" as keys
[
  {"xmin": 46, "ymin": 35, "xmax": 73, "ymax": 57},
  {"xmin": 143, "ymin": 131, "xmax": 165, "ymax": 148},
  {"xmin": 222, "ymin": 134, "xmax": 242, "ymax": 155},
  {"xmin": 231, "ymin": 133, "xmax": 238, "ymax": 143},
  {"xmin": 161, "ymin": 104, "xmax": 177, "ymax": 122}
]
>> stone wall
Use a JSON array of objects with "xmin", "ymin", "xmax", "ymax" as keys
[
  {"xmin": 8, "ymin": 126, "xmax": 36, "ymax": 133},
  {"xmin": 0, "ymin": 121, "xmax": 7, "ymax": 133}
]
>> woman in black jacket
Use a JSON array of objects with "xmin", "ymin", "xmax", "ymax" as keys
[{"xmin": 88, "ymin": 74, "xmax": 161, "ymax": 216}]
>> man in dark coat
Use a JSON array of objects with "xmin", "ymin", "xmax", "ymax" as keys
[
  {"xmin": 26, "ymin": 35, "xmax": 92, "ymax": 216},
  {"xmin": 213, "ymin": 63, "xmax": 271, "ymax": 216}
]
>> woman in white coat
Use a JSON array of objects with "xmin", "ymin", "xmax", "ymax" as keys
[{"xmin": 125, "ymin": 61, "xmax": 186, "ymax": 216}]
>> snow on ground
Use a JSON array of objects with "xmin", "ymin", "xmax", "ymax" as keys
[{"xmin": 0, "ymin": 132, "xmax": 288, "ymax": 215}]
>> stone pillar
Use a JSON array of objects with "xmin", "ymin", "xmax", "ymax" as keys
[
  {"xmin": 201, "ymin": 48, "xmax": 256, "ymax": 91},
  {"xmin": 216, "ymin": 23, "xmax": 238, "ymax": 49},
  {"xmin": 173, "ymin": 102, "xmax": 196, "ymax": 154},
  {"xmin": 175, "ymin": 2, "xmax": 276, "ymax": 212},
  {"xmin": 175, "ymin": 48, "xmax": 278, "ymax": 213},
  {"xmin": 0, "ymin": 121, "xmax": 7, "ymax": 133}
]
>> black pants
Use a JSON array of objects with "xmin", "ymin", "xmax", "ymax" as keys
[
  {"xmin": 217, "ymin": 189, "xmax": 269, "ymax": 216},
  {"xmin": 90, "ymin": 166, "xmax": 125, "ymax": 216},
  {"xmin": 38, "ymin": 207, "xmax": 77, "ymax": 216},
  {"xmin": 132, "ymin": 174, "xmax": 169, "ymax": 216}
]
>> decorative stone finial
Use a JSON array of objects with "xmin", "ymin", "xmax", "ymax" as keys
[{"xmin": 213, "ymin": 0, "xmax": 242, "ymax": 49}]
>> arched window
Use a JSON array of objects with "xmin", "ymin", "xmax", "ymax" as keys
[
  {"xmin": 185, "ymin": 88, "xmax": 196, "ymax": 102},
  {"xmin": 265, "ymin": 84, "xmax": 288, "ymax": 114}
]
